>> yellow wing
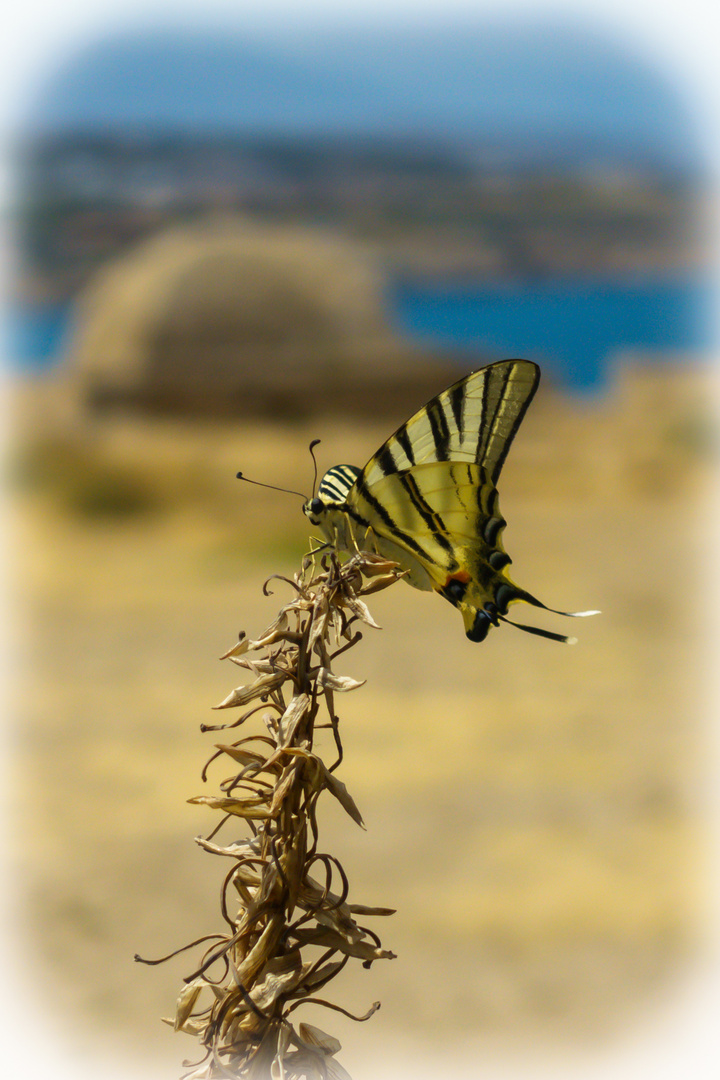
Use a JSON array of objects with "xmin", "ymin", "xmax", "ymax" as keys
[
  {"xmin": 347, "ymin": 460, "xmax": 520, "ymax": 640},
  {"xmin": 361, "ymin": 358, "xmax": 540, "ymax": 486},
  {"xmin": 341, "ymin": 360, "xmax": 595, "ymax": 642}
]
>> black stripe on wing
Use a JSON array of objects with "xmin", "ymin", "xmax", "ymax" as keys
[
  {"xmin": 476, "ymin": 361, "xmax": 540, "ymax": 483},
  {"xmin": 375, "ymin": 444, "xmax": 399, "ymax": 476},
  {"xmin": 449, "ymin": 379, "xmax": 465, "ymax": 433},
  {"xmin": 394, "ymin": 423, "xmax": 416, "ymax": 467},
  {"xmin": 476, "ymin": 362, "xmax": 510, "ymax": 466},
  {"xmin": 398, "ymin": 472, "xmax": 453, "ymax": 553},
  {"xmin": 427, "ymin": 399, "xmax": 451, "ymax": 460},
  {"xmin": 353, "ymin": 475, "xmax": 431, "ymax": 562},
  {"xmin": 492, "ymin": 387, "xmax": 536, "ymax": 480}
]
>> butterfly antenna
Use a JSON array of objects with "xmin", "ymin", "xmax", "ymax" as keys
[
  {"xmin": 308, "ymin": 439, "xmax": 321, "ymax": 497},
  {"xmin": 236, "ymin": 472, "xmax": 308, "ymax": 501}
]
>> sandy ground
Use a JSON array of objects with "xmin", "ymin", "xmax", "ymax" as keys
[{"xmin": 6, "ymin": 361, "xmax": 717, "ymax": 1079}]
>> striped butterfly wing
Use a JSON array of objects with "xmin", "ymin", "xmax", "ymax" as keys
[
  {"xmin": 361, "ymin": 358, "xmax": 540, "ymax": 485},
  {"xmin": 345, "ymin": 360, "xmax": 544, "ymax": 640}
]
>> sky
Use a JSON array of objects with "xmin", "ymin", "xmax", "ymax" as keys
[
  {"xmin": 2, "ymin": 0, "xmax": 720, "ymax": 158},
  {"xmin": 12, "ymin": 19, "xmax": 701, "ymax": 178}
]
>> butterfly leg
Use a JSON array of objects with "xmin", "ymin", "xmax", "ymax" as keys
[
  {"xmin": 358, "ymin": 523, "xmax": 380, "ymax": 557},
  {"xmin": 306, "ymin": 539, "xmax": 333, "ymax": 556}
]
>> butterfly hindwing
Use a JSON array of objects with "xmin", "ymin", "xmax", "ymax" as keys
[{"xmin": 347, "ymin": 460, "xmax": 519, "ymax": 638}]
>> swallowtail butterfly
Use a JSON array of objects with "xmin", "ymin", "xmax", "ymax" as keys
[{"xmin": 303, "ymin": 359, "xmax": 597, "ymax": 643}]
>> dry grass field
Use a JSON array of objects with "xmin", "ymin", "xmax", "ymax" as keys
[{"xmin": 6, "ymin": 359, "xmax": 717, "ymax": 1079}]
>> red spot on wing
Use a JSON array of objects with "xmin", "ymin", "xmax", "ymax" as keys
[
  {"xmin": 438, "ymin": 568, "xmax": 472, "ymax": 605},
  {"xmin": 444, "ymin": 569, "xmax": 471, "ymax": 586}
]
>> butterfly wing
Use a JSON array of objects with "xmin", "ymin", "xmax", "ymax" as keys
[
  {"xmin": 361, "ymin": 358, "xmax": 540, "ymax": 486},
  {"xmin": 345, "ymin": 360, "xmax": 544, "ymax": 640},
  {"xmin": 348, "ymin": 460, "xmax": 519, "ymax": 639}
]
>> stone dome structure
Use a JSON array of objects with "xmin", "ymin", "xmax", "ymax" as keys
[{"xmin": 65, "ymin": 217, "xmax": 452, "ymax": 417}]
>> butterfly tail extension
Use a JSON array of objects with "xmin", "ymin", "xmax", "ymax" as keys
[
  {"xmin": 458, "ymin": 582, "xmax": 599, "ymax": 645},
  {"xmin": 508, "ymin": 586, "xmax": 601, "ymax": 621}
]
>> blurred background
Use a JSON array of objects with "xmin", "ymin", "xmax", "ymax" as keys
[{"xmin": 3, "ymin": 2, "xmax": 719, "ymax": 1079}]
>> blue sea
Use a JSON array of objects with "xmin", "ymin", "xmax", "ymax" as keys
[
  {"xmin": 6, "ymin": 276, "xmax": 714, "ymax": 394},
  {"xmin": 391, "ymin": 276, "xmax": 714, "ymax": 392},
  {"xmin": 5, "ymin": 303, "xmax": 75, "ymax": 372}
]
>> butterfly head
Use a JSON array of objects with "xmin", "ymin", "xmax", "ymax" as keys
[{"xmin": 303, "ymin": 495, "xmax": 326, "ymax": 526}]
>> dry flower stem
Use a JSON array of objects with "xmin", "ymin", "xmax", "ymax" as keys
[{"xmin": 138, "ymin": 549, "xmax": 402, "ymax": 1079}]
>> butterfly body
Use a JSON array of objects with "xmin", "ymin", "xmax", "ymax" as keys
[{"xmin": 304, "ymin": 359, "xmax": 595, "ymax": 643}]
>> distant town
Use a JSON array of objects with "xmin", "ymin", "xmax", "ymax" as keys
[{"xmin": 15, "ymin": 132, "xmax": 706, "ymax": 306}]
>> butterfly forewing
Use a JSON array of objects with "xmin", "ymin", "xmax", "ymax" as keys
[{"xmin": 362, "ymin": 359, "xmax": 539, "ymax": 486}]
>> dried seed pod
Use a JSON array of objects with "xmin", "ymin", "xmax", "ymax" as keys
[{"xmin": 139, "ymin": 551, "xmax": 399, "ymax": 1079}]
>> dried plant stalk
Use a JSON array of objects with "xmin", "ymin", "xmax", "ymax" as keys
[{"xmin": 139, "ymin": 549, "xmax": 403, "ymax": 1079}]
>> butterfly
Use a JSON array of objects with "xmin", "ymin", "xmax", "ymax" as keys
[{"xmin": 303, "ymin": 359, "xmax": 598, "ymax": 643}]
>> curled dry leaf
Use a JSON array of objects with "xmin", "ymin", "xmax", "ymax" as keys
[
  {"xmin": 277, "ymin": 693, "xmax": 311, "ymax": 747},
  {"xmin": 352, "ymin": 552, "xmax": 401, "ymax": 576},
  {"xmin": 341, "ymin": 594, "xmax": 381, "ymax": 628},
  {"xmin": 324, "ymin": 772, "xmax": 365, "ymax": 829},
  {"xmin": 297, "ymin": 1023, "xmax": 342, "ymax": 1056},
  {"xmin": 188, "ymin": 795, "xmax": 271, "ymax": 820},
  {"xmin": 298, "ymin": 959, "xmax": 346, "ymax": 994},
  {"xmin": 359, "ymin": 571, "xmax": 408, "ymax": 595},
  {"xmin": 290, "ymin": 926, "xmax": 396, "ymax": 963},
  {"xmin": 213, "ymin": 672, "xmax": 285, "ymax": 710},
  {"xmin": 220, "ymin": 632, "xmax": 249, "ymax": 660},
  {"xmin": 307, "ymin": 596, "xmax": 330, "ymax": 654},
  {"xmin": 228, "ymin": 657, "xmax": 278, "ymax": 675},
  {"xmin": 250, "ymin": 954, "xmax": 308, "ymax": 1012},
  {"xmin": 194, "ymin": 835, "xmax": 261, "ymax": 860},
  {"xmin": 316, "ymin": 668, "xmax": 366, "ymax": 693},
  {"xmin": 174, "ymin": 979, "xmax": 204, "ymax": 1031},
  {"xmin": 281, "ymin": 747, "xmax": 364, "ymax": 827}
]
